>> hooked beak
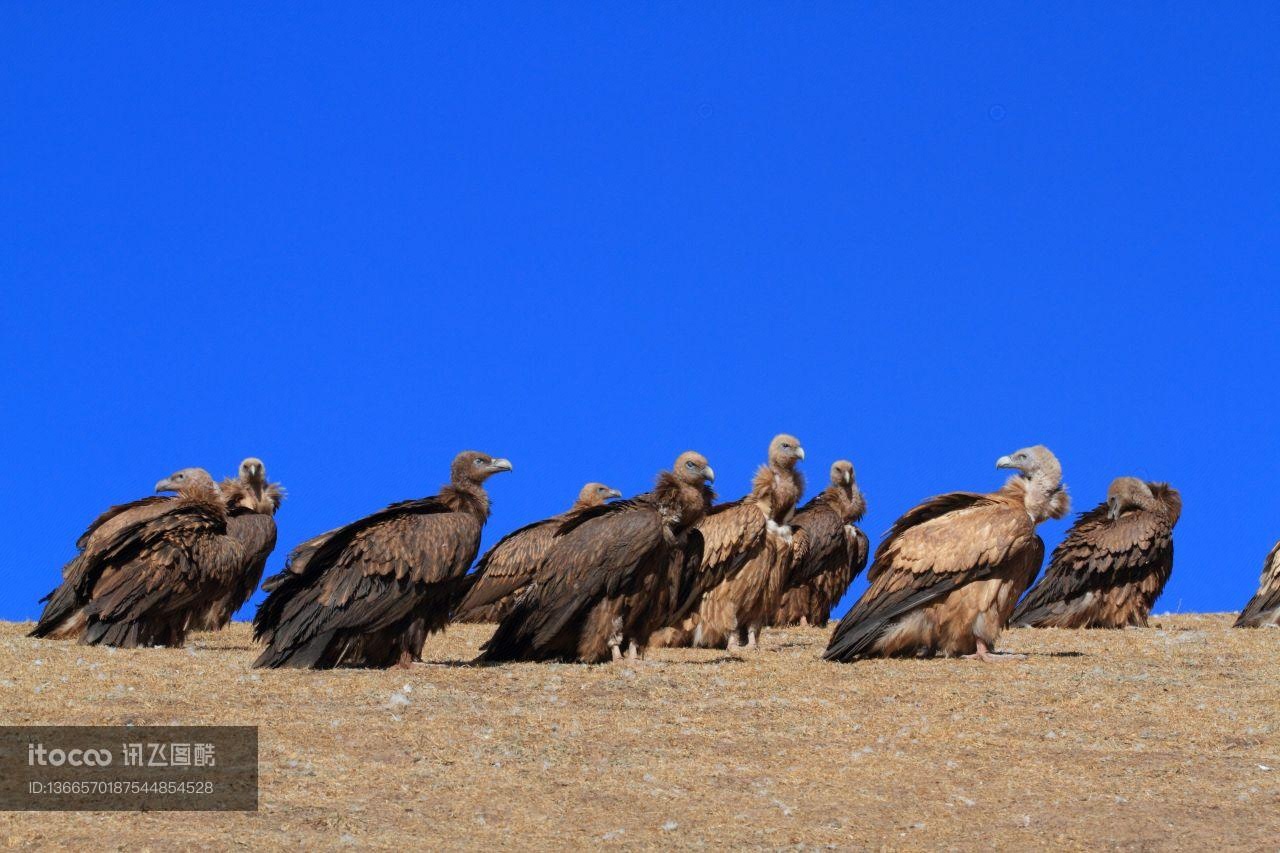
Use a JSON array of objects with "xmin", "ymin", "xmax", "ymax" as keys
[
  {"xmin": 606, "ymin": 488, "xmax": 623, "ymax": 499},
  {"xmin": 488, "ymin": 458, "xmax": 513, "ymax": 473},
  {"xmin": 995, "ymin": 455, "xmax": 1017, "ymax": 470},
  {"xmin": 1107, "ymin": 499, "xmax": 1120, "ymax": 521},
  {"xmin": 703, "ymin": 465, "xmax": 715, "ymax": 483},
  {"xmin": 795, "ymin": 446, "xmax": 805, "ymax": 461},
  {"xmin": 155, "ymin": 477, "xmax": 177, "ymax": 493}
]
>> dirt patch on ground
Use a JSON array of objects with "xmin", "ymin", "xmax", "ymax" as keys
[{"xmin": 1, "ymin": 614, "xmax": 1276, "ymax": 850}]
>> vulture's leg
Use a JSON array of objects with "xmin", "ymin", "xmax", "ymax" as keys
[
  {"xmin": 745, "ymin": 626, "xmax": 759, "ymax": 650},
  {"xmin": 608, "ymin": 619, "xmax": 625, "ymax": 662},
  {"xmin": 799, "ymin": 616, "xmax": 810, "ymax": 628},
  {"xmin": 961, "ymin": 638, "xmax": 1025, "ymax": 662},
  {"xmin": 395, "ymin": 649, "xmax": 415, "ymax": 669},
  {"xmin": 625, "ymin": 641, "xmax": 639, "ymax": 661}
]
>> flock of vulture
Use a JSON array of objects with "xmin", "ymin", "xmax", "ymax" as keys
[{"xmin": 28, "ymin": 437, "xmax": 1280, "ymax": 668}]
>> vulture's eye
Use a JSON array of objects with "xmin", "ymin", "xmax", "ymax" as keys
[
  {"xmin": 782, "ymin": 443, "xmax": 791, "ymax": 449},
  {"xmin": 474, "ymin": 458, "xmax": 485, "ymax": 466},
  {"xmin": 175, "ymin": 474, "xmax": 185, "ymax": 481},
  {"xmin": 685, "ymin": 461, "xmax": 695, "ymax": 469}
]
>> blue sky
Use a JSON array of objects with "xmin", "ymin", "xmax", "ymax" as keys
[{"xmin": 3, "ymin": 4, "xmax": 1277, "ymax": 622}]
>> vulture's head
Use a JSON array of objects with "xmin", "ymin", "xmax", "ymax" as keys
[
  {"xmin": 1107, "ymin": 476, "xmax": 1157, "ymax": 520},
  {"xmin": 238, "ymin": 457, "xmax": 267, "ymax": 486},
  {"xmin": 451, "ymin": 451, "xmax": 513, "ymax": 484},
  {"xmin": 768, "ymin": 434, "xmax": 805, "ymax": 469},
  {"xmin": 996, "ymin": 445, "xmax": 1061, "ymax": 484},
  {"xmin": 579, "ymin": 482, "xmax": 623, "ymax": 506},
  {"xmin": 829, "ymin": 459, "xmax": 856, "ymax": 488},
  {"xmin": 673, "ymin": 451, "xmax": 715, "ymax": 486},
  {"xmin": 155, "ymin": 467, "xmax": 218, "ymax": 494}
]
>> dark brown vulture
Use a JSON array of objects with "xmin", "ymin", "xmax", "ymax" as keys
[
  {"xmin": 453, "ymin": 482, "xmax": 622, "ymax": 624},
  {"xmin": 252, "ymin": 451, "xmax": 510, "ymax": 669},
  {"xmin": 478, "ymin": 452, "xmax": 715, "ymax": 664},
  {"xmin": 772, "ymin": 460, "xmax": 869, "ymax": 628},
  {"xmin": 30, "ymin": 468, "xmax": 244, "ymax": 648},
  {"xmin": 1237, "ymin": 543, "xmax": 1280, "ymax": 628},
  {"xmin": 190, "ymin": 458, "xmax": 284, "ymax": 631},
  {"xmin": 825, "ymin": 445, "xmax": 1069, "ymax": 662},
  {"xmin": 1011, "ymin": 477, "xmax": 1180, "ymax": 629},
  {"xmin": 651, "ymin": 434, "xmax": 804, "ymax": 650}
]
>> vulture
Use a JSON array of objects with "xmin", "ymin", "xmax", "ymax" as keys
[
  {"xmin": 453, "ymin": 482, "xmax": 623, "ymax": 624},
  {"xmin": 1234, "ymin": 543, "xmax": 1280, "ymax": 628},
  {"xmin": 252, "ymin": 451, "xmax": 510, "ymax": 669},
  {"xmin": 651, "ymin": 434, "xmax": 805, "ymax": 650},
  {"xmin": 825, "ymin": 445, "xmax": 1069, "ymax": 662},
  {"xmin": 30, "ymin": 468, "xmax": 244, "ymax": 647},
  {"xmin": 478, "ymin": 451, "xmax": 715, "ymax": 664},
  {"xmin": 190, "ymin": 458, "xmax": 284, "ymax": 631},
  {"xmin": 771, "ymin": 460, "xmax": 869, "ymax": 628},
  {"xmin": 1011, "ymin": 477, "xmax": 1180, "ymax": 629}
]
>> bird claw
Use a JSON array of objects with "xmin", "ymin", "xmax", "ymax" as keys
[{"xmin": 961, "ymin": 651, "xmax": 1026, "ymax": 662}]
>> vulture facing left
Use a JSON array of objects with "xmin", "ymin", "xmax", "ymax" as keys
[
  {"xmin": 1235, "ymin": 542, "xmax": 1280, "ymax": 628},
  {"xmin": 478, "ymin": 451, "xmax": 715, "ymax": 664},
  {"xmin": 771, "ymin": 460, "xmax": 869, "ymax": 628},
  {"xmin": 252, "ymin": 451, "xmax": 511, "ymax": 669},
  {"xmin": 1011, "ymin": 477, "xmax": 1180, "ymax": 629},
  {"xmin": 191, "ymin": 458, "xmax": 284, "ymax": 631},
  {"xmin": 452, "ymin": 482, "xmax": 622, "ymax": 624},
  {"xmin": 825, "ymin": 445, "xmax": 1069, "ymax": 662},
  {"xmin": 31, "ymin": 468, "xmax": 244, "ymax": 648}
]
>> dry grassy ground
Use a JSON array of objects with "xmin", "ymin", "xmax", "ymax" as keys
[{"xmin": 1, "ymin": 614, "xmax": 1277, "ymax": 851}]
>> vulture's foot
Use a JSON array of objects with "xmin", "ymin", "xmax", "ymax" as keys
[
  {"xmin": 745, "ymin": 627, "xmax": 760, "ymax": 649},
  {"xmin": 962, "ymin": 639, "xmax": 1025, "ymax": 662},
  {"xmin": 610, "ymin": 643, "xmax": 623, "ymax": 662},
  {"xmin": 799, "ymin": 617, "xmax": 810, "ymax": 628}
]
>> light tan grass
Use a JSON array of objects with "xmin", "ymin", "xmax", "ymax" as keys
[{"xmin": 1, "ymin": 615, "xmax": 1276, "ymax": 850}]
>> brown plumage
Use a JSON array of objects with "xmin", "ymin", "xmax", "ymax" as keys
[
  {"xmin": 772, "ymin": 460, "xmax": 869, "ymax": 628},
  {"xmin": 453, "ymin": 483, "xmax": 622, "ymax": 624},
  {"xmin": 30, "ymin": 468, "xmax": 244, "ymax": 648},
  {"xmin": 1235, "ymin": 542, "xmax": 1280, "ymax": 628},
  {"xmin": 252, "ymin": 451, "xmax": 511, "ymax": 669},
  {"xmin": 651, "ymin": 435, "xmax": 805, "ymax": 650},
  {"xmin": 825, "ymin": 445, "xmax": 1069, "ymax": 662},
  {"xmin": 1011, "ymin": 477, "xmax": 1180, "ymax": 629},
  {"xmin": 190, "ymin": 458, "xmax": 284, "ymax": 632},
  {"xmin": 478, "ymin": 452, "xmax": 714, "ymax": 664}
]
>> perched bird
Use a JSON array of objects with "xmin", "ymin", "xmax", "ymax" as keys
[
  {"xmin": 190, "ymin": 458, "xmax": 284, "ymax": 631},
  {"xmin": 453, "ymin": 482, "xmax": 622, "ymax": 624},
  {"xmin": 478, "ymin": 452, "xmax": 714, "ymax": 664},
  {"xmin": 825, "ymin": 445, "xmax": 1069, "ymax": 662},
  {"xmin": 651, "ymin": 434, "xmax": 805, "ymax": 650},
  {"xmin": 772, "ymin": 460, "xmax": 869, "ymax": 628},
  {"xmin": 253, "ymin": 451, "xmax": 511, "ymax": 669},
  {"xmin": 1235, "ymin": 543, "xmax": 1280, "ymax": 628},
  {"xmin": 1011, "ymin": 477, "xmax": 1180, "ymax": 629},
  {"xmin": 31, "ymin": 468, "xmax": 244, "ymax": 647}
]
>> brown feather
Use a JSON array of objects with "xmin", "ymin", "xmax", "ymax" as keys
[
  {"xmin": 479, "ymin": 454, "xmax": 713, "ymax": 663},
  {"xmin": 772, "ymin": 460, "xmax": 868, "ymax": 628},
  {"xmin": 1236, "ymin": 541, "xmax": 1280, "ymax": 627},
  {"xmin": 31, "ymin": 474, "xmax": 244, "ymax": 648},
  {"xmin": 453, "ymin": 483, "xmax": 619, "ymax": 624},
  {"xmin": 252, "ymin": 451, "xmax": 508, "ymax": 669},
  {"xmin": 826, "ymin": 446, "xmax": 1067, "ymax": 661},
  {"xmin": 655, "ymin": 436, "xmax": 806, "ymax": 649},
  {"xmin": 1012, "ymin": 479, "xmax": 1179, "ymax": 629}
]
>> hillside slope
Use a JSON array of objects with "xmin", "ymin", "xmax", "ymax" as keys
[{"xmin": 1, "ymin": 615, "xmax": 1276, "ymax": 850}]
